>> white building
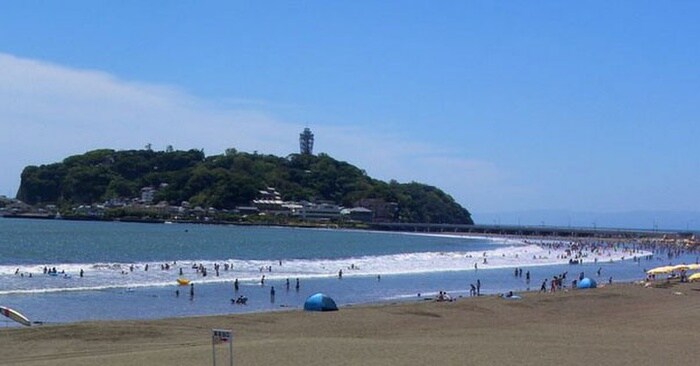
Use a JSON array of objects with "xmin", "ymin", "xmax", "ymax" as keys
[
  {"xmin": 140, "ymin": 187, "xmax": 156, "ymax": 204},
  {"xmin": 297, "ymin": 202, "xmax": 342, "ymax": 221}
]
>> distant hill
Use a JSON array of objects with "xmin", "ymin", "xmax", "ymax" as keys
[{"xmin": 16, "ymin": 148, "xmax": 473, "ymax": 224}]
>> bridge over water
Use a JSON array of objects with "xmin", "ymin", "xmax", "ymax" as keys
[{"xmin": 369, "ymin": 222, "xmax": 698, "ymax": 241}]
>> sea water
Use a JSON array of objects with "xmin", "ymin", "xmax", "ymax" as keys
[{"xmin": 0, "ymin": 218, "xmax": 695, "ymax": 326}]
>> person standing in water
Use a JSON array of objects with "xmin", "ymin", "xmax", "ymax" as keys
[
  {"xmin": 295, "ymin": 278, "xmax": 300, "ymax": 291},
  {"xmin": 234, "ymin": 278, "xmax": 239, "ymax": 292},
  {"xmin": 189, "ymin": 283, "xmax": 194, "ymax": 298}
]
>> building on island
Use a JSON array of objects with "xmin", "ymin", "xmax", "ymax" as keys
[
  {"xmin": 299, "ymin": 127, "xmax": 314, "ymax": 155},
  {"xmin": 354, "ymin": 198, "xmax": 398, "ymax": 222},
  {"xmin": 252, "ymin": 187, "xmax": 288, "ymax": 213},
  {"xmin": 340, "ymin": 207, "xmax": 373, "ymax": 223},
  {"xmin": 140, "ymin": 187, "xmax": 156, "ymax": 204},
  {"xmin": 296, "ymin": 201, "xmax": 341, "ymax": 221}
]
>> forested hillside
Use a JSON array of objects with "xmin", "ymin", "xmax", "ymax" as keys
[{"xmin": 17, "ymin": 149, "xmax": 473, "ymax": 224}]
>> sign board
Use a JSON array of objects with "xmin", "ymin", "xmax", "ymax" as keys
[
  {"xmin": 212, "ymin": 329, "xmax": 232, "ymax": 344},
  {"xmin": 212, "ymin": 328, "xmax": 233, "ymax": 366}
]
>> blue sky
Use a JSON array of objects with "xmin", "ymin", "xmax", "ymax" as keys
[{"xmin": 1, "ymin": 1, "xmax": 699, "ymax": 227}]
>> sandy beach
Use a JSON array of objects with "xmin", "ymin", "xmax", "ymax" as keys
[{"xmin": 1, "ymin": 281, "xmax": 698, "ymax": 366}]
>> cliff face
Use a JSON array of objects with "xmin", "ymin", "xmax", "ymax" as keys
[{"xmin": 17, "ymin": 148, "xmax": 473, "ymax": 224}]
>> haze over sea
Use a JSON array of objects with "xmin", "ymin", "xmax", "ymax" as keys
[{"xmin": 2, "ymin": 218, "xmax": 695, "ymax": 327}]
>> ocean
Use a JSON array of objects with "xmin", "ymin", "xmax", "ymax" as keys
[{"xmin": 0, "ymin": 218, "xmax": 695, "ymax": 326}]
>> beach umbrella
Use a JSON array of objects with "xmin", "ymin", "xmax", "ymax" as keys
[
  {"xmin": 577, "ymin": 277, "xmax": 597, "ymax": 289},
  {"xmin": 646, "ymin": 266, "xmax": 674, "ymax": 275},
  {"xmin": 671, "ymin": 264, "xmax": 690, "ymax": 271},
  {"xmin": 688, "ymin": 273, "xmax": 700, "ymax": 282},
  {"xmin": 303, "ymin": 293, "xmax": 338, "ymax": 312}
]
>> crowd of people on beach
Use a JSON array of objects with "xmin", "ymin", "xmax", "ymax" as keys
[
  {"xmin": 428, "ymin": 238, "xmax": 700, "ymax": 303},
  {"xmin": 9, "ymin": 236, "xmax": 698, "ymax": 311}
]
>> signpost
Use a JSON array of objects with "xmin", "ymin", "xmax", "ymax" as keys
[{"xmin": 212, "ymin": 329, "xmax": 233, "ymax": 366}]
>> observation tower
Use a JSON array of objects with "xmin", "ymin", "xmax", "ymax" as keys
[{"xmin": 299, "ymin": 128, "xmax": 314, "ymax": 155}]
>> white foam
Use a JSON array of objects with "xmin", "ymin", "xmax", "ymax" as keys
[{"xmin": 0, "ymin": 243, "xmax": 650, "ymax": 294}]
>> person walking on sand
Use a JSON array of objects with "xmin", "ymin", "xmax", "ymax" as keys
[
  {"xmin": 540, "ymin": 279, "xmax": 547, "ymax": 293},
  {"xmin": 550, "ymin": 277, "xmax": 557, "ymax": 293}
]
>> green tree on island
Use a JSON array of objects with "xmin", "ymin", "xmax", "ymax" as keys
[{"xmin": 16, "ymin": 148, "xmax": 473, "ymax": 224}]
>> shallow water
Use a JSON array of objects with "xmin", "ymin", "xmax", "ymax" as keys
[{"xmin": 0, "ymin": 218, "xmax": 695, "ymax": 326}]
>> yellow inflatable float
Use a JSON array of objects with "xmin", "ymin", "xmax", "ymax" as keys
[{"xmin": 176, "ymin": 278, "xmax": 190, "ymax": 286}]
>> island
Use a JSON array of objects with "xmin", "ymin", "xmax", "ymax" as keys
[{"xmin": 11, "ymin": 147, "xmax": 473, "ymax": 226}]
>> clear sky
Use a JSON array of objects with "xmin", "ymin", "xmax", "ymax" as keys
[{"xmin": 1, "ymin": 1, "xmax": 698, "ymax": 226}]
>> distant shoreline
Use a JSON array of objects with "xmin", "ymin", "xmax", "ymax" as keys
[{"xmin": 0, "ymin": 213, "xmax": 350, "ymax": 229}]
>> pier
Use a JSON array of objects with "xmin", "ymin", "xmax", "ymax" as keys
[{"xmin": 369, "ymin": 222, "xmax": 698, "ymax": 242}]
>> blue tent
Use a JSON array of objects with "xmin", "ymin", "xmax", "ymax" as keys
[
  {"xmin": 303, "ymin": 293, "xmax": 338, "ymax": 311},
  {"xmin": 577, "ymin": 277, "xmax": 597, "ymax": 289}
]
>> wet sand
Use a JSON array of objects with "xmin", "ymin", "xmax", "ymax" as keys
[{"xmin": 1, "ymin": 281, "xmax": 698, "ymax": 366}]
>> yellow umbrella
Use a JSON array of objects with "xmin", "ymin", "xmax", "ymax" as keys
[
  {"xmin": 688, "ymin": 273, "xmax": 700, "ymax": 282},
  {"xmin": 671, "ymin": 264, "xmax": 690, "ymax": 271},
  {"xmin": 646, "ymin": 266, "xmax": 674, "ymax": 275}
]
